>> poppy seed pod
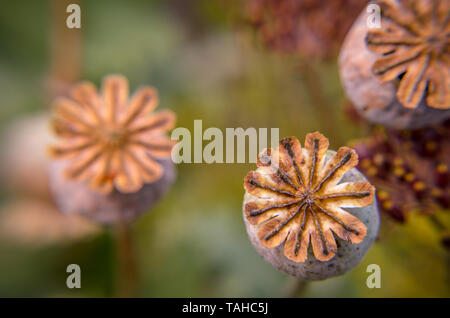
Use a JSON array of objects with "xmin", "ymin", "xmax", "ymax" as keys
[
  {"xmin": 48, "ymin": 74, "xmax": 176, "ymax": 224},
  {"xmin": 243, "ymin": 133, "xmax": 379, "ymax": 280},
  {"xmin": 48, "ymin": 158, "xmax": 175, "ymax": 224},
  {"xmin": 245, "ymin": 0, "xmax": 369, "ymax": 60},
  {"xmin": 0, "ymin": 113, "xmax": 53, "ymax": 200},
  {"xmin": 0, "ymin": 199, "xmax": 100, "ymax": 245},
  {"xmin": 339, "ymin": 0, "xmax": 450, "ymax": 129},
  {"xmin": 351, "ymin": 120, "xmax": 450, "ymax": 223}
]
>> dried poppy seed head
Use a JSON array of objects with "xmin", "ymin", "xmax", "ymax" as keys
[
  {"xmin": 339, "ymin": 0, "xmax": 450, "ymax": 129},
  {"xmin": 367, "ymin": 0, "xmax": 449, "ymax": 109},
  {"xmin": 243, "ymin": 133, "xmax": 379, "ymax": 280},
  {"xmin": 48, "ymin": 158, "xmax": 175, "ymax": 224},
  {"xmin": 0, "ymin": 113, "xmax": 53, "ymax": 200},
  {"xmin": 48, "ymin": 74, "xmax": 176, "ymax": 224},
  {"xmin": 351, "ymin": 120, "xmax": 450, "ymax": 223},
  {"xmin": 245, "ymin": 0, "xmax": 368, "ymax": 59},
  {"xmin": 0, "ymin": 199, "xmax": 100, "ymax": 246}
]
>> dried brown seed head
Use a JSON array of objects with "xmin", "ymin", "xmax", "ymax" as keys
[
  {"xmin": 339, "ymin": 2, "xmax": 450, "ymax": 129},
  {"xmin": 48, "ymin": 74, "xmax": 176, "ymax": 194},
  {"xmin": 0, "ymin": 113, "xmax": 53, "ymax": 200},
  {"xmin": 366, "ymin": 0, "xmax": 450, "ymax": 109},
  {"xmin": 244, "ymin": 132, "xmax": 375, "ymax": 263},
  {"xmin": 352, "ymin": 119, "xmax": 450, "ymax": 223},
  {"xmin": 48, "ymin": 157, "xmax": 176, "ymax": 224},
  {"xmin": 0, "ymin": 199, "xmax": 100, "ymax": 246},
  {"xmin": 244, "ymin": 0, "xmax": 369, "ymax": 59}
]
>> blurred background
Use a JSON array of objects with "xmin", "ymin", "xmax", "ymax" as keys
[{"xmin": 0, "ymin": 0, "xmax": 448, "ymax": 297}]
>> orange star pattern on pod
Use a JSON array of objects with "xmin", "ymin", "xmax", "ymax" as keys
[
  {"xmin": 49, "ymin": 75, "xmax": 176, "ymax": 194},
  {"xmin": 244, "ymin": 132, "xmax": 375, "ymax": 262},
  {"xmin": 366, "ymin": 0, "xmax": 449, "ymax": 109}
]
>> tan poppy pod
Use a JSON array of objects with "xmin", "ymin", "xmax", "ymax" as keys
[
  {"xmin": 243, "ymin": 133, "xmax": 379, "ymax": 280},
  {"xmin": 339, "ymin": 0, "xmax": 450, "ymax": 129},
  {"xmin": 0, "ymin": 113, "xmax": 53, "ymax": 200},
  {"xmin": 48, "ymin": 74, "xmax": 176, "ymax": 224},
  {"xmin": 0, "ymin": 199, "xmax": 100, "ymax": 246},
  {"xmin": 48, "ymin": 158, "xmax": 175, "ymax": 224}
]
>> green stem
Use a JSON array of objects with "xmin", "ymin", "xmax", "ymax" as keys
[
  {"xmin": 428, "ymin": 214, "xmax": 450, "ymax": 288},
  {"xmin": 428, "ymin": 214, "xmax": 446, "ymax": 232}
]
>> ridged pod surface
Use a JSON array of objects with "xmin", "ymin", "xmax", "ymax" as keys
[{"xmin": 243, "ymin": 133, "xmax": 379, "ymax": 280}]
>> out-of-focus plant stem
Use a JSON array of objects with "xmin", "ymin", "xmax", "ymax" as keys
[
  {"xmin": 429, "ymin": 214, "xmax": 446, "ymax": 232},
  {"xmin": 298, "ymin": 61, "xmax": 344, "ymax": 144},
  {"xmin": 428, "ymin": 214, "xmax": 450, "ymax": 287},
  {"xmin": 283, "ymin": 278, "xmax": 308, "ymax": 298},
  {"xmin": 115, "ymin": 220, "xmax": 138, "ymax": 297},
  {"xmin": 429, "ymin": 214, "xmax": 450, "ymax": 250},
  {"xmin": 49, "ymin": 0, "xmax": 82, "ymax": 99}
]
